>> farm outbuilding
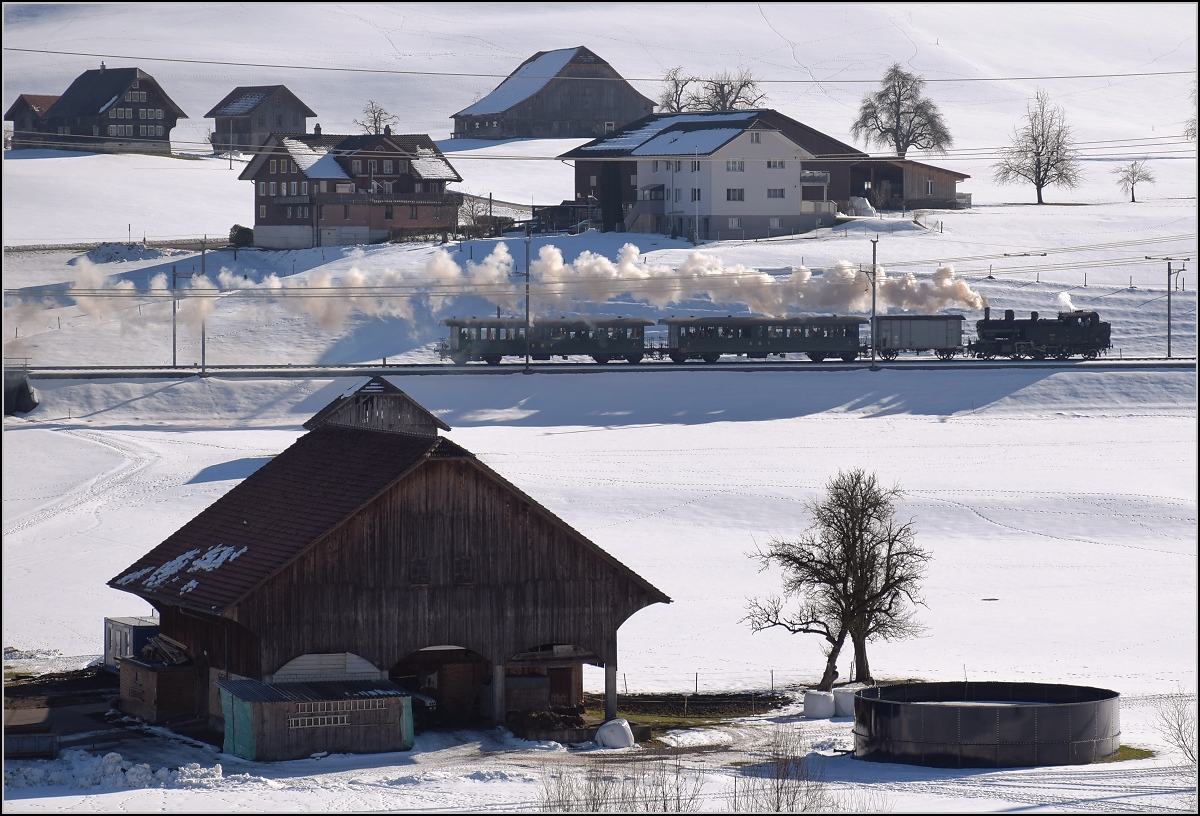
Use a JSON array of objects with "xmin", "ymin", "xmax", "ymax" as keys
[{"xmin": 108, "ymin": 376, "xmax": 669, "ymax": 755}]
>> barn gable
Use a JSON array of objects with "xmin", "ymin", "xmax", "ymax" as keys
[{"xmin": 302, "ymin": 376, "xmax": 451, "ymax": 435}]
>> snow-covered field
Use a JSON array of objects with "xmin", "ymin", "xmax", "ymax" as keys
[{"xmin": 3, "ymin": 3, "xmax": 1197, "ymax": 812}]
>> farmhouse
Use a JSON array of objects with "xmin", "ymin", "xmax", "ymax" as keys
[
  {"xmin": 108, "ymin": 377, "xmax": 669, "ymax": 758},
  {"xmin": 3, "ymin": 64, "xmax": 186, "ymax": 153},
  {"xmin": 560, "ymin": 109, "xmax": 970, "ymax": 235},
  {"xmin": 205, "ymin": 85, "xmax": 317, "ymax": 153},
  {"xmin": 3, "ymin": 94, "xmax": 59, "ymax": 149},
  {"xmin": 451, "ymin": 46, "xmax": 654, "ymax": 140},
  {"xmin": 238, "ymin": 126, "xmax": 464, "ymax": 248}
]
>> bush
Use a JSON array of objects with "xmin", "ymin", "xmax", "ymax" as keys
[{"xmin": 229, "ymin": 224, "xmax": 254, "ymax": 247}]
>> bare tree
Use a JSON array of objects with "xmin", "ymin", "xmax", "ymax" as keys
[
  {"xmin": 686, "ymin": 68, "xmax": 767, "ymax": 111},
  {"xmin": 850, "ymin": 63, "xmax": 952, "ymax": 158},
  {"xmin": 728, "ymin": 726, "xmax": 833, "ymax": 813},
  {"xmin": 993, "ymin": 90, "xmax": 1082, "ymax": 204},
  {"xmin": 1155, "ymin": 690, "xmax": 1197, "ymax": 767},
  {"xmin": 353, "ymin": 100, "xmax": 398, "ymax": 135},
  {"xmin": 1185, "ymin": 81, "xmax": 1197, "ymax": 141},
  {"xmin": 1113, "ymin": 160, "xmax": 1156, "ymax": 203},
  {"xmin": 745, "ymin": 469, "xmax": 930, "ymax": 687},
  {"xmin": 658, "ymin": 66, "xmax": 697, "ymax": 113}
]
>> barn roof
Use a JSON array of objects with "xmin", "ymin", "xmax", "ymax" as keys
[
  {"xmin": 454, "ymin": 47, "xmax": 582, "ymax": 117},
  {"xmin": 205, "ymin": 85, "xmax": 317, "ymax": 118},
  {"xmin": 302, "ymin": 375, "xmax": 451, "ymax": 434},
  {"xmin": 239, "ymin": 134, "xmax": 461, "ymax": 183},
  {"xmin": 44, "ymin": 66, "xmax": 187, "ymax": 119},
  {"xmin": 3, "ymin": 94, "xmax": 60, "ymax": 120},
  {"xmin": 110, "ymin": 422, "xmax": 669, "ymax": 614}
]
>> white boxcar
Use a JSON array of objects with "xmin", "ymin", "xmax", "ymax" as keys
[{"xmin": 873, "ymin": 315, "xmax": 965, "ymax": 360}]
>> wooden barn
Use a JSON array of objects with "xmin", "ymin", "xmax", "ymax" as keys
[
  {"xmin": 205, "ymin": 85, "xmax": 317, "ymax": 153},
  {"xmin": 451, "ymin": 46, "xmax": 654, "ymax": 140},
  {"xmin": 3, "ymin": 94, "xmax": 59, "ymax": 149},
  {"xmin": 108, "ymin": 376, "xmax": 669, "ymax": 756}
]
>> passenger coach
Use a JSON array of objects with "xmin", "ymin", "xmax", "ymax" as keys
[
  {"xmin": 659, "ymin": 315, "xmax": 868, "ymax": 363},
  {"xmin": 440, "ymin": 316, "xmax": 655, "ymax": 364}
]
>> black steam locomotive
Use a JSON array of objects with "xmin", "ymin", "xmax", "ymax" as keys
[{"xmin": 969, "ymin": 307, "xmax": 1111, "ymax": 360}]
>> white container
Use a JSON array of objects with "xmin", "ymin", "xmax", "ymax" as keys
[
  {"xmin": 595, "ymin": 718, "xmax": 635, "ymax": 748},
  {"xmin": 803, "ymin": 690, "xmax": 836, "ymax": 718},
  {"xmin": 833, "ymin": 688, "xmax": 857, "ymax": 717}
]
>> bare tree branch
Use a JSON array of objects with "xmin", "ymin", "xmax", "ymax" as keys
[
  {"xmin": 686, "ymin": 68, "xmax": 767, "ymax": 111},
  {"xmin": 657, "ymin": 66, "xmax": 697, "ymax": 113}
]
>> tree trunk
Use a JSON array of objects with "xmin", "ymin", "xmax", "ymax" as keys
[
  {"xmin": 850, "ymin": 629, "xmax": 872, "ymax": 685},
  {"xmin": 1131, "ymin": 186, "xmax": 1137, "ymax": 203},
  {"xmin": 817, "ymin": 627, "xmax": 848, "ymax": 691},
  {"xmin": 1035, "ymin": 184, "xmax": 1045, "ymax": 204}
]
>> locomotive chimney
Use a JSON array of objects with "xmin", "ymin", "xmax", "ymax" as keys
[
  {"xmin": 984, "ymin": 306, "xmax": 990, "ymax": 321},
  {"xmin": 1004, "ymin": 309, "xmax": 1014, "ymax": 321},
  {"xmin": 1031, "ymin": 311, "xmax": 1039, "ymax": 321}
]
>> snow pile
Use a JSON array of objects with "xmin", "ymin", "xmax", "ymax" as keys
[
  {"xmin": 2, "ymin": 750, "xmax": 242, "ymax": 791},
  {"xmin": 75, "ymin": 243, "xmax": 190, "ymax": 265},
  {"xmin": 847, "ymin": 196, "xmax": 878, "ymax": 217}
]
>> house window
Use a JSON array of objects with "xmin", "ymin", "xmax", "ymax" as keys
[
  {"xmin": 301, "ymin": 181, "xmax": 308, "ymax": 195},
  {"xmin": 269, "ymin": 181, "xmax": 277, "ymax": 195},
  {"xmin": 320, "ymin": 181, "xmax": 328, "ymax": 193},
  {"xmin": 770, "ymin": 217, "xmax": 782, "ymax": 228},
  {"xmin": 318, "ymin": 205, "xmax": 325, "ymax": 220},
  {"xmin": 383, "ymin": 160, "xmax": 393, "ymax": 174},
  {"xmin": 453, "ymin": 556, "xmax": 473, "ymax": 585},
  {"xmin": 156, "ymin": 126, "xmax": 163, "ymax": 136},
  {"xmin": 691, "ymin": 188, "xmax": 701, "ymax": 202},
  {"xmin": 926, "ymin": 179, "xmax": 934, "ymax": 195},
  {"xmin": 414, "ymin": 181, "xmax": 423, "ymax": 193},
  {"xmin": 125, "ymin": 108, "xmax": 132, "ymax": 119},
  {"xmin": 726, "ymin": 160, "xmax": 744, "ymax": 172},
  {"xmin": 589, "ymin": 175, "xmax": 597, "ymax": 186},
  {"xmin": 410, "ymin": 206, "xmax": 419, "ymax": 220},
  {"xmin": 767, "ymin": 160, "xmax": 785, "ymax": 169},
  {"xmin": 728, "ymin": 217, "xmax": 742, "ymax": 228},
  {"xmin": 258, "ymin": 181, "xmax": 266, "ymax": 197},
  {"xmin": 368, "ymin": 159, "xmax": 377, "ymax": 174},
  {"xmin": 605, "ymin": 121, "xmax": 615, "ymax": 132},
  {"xmin": 157, "ymin": 109, "xmax": 162, "ymax": 119},
  {"xmin": 674, "ymin": 188, "xmax": 681, "ymax": 202},
  {"xmin": 863, "ymin": 181, "xmax": 872, "ymax": 190},
  {"xmin": 108, "ymin": 125, "xmax": 116, "ymax": 136},
  {"xmin": 291, "ymin": 181, "xmax": 298, "ymax": 195},
  {"xmin": 139, "ymin": 91, "xmax": 147, "ymax": 102},
  {"xmin": 138, "ymin": 125, "xmax": 146, "ymax": 137},
  {"xmin": 691, "ymin": 160, "xmax": 701, "ymax": 172},
  {"xmin": 397, "ymin": 159, "xmax": 408, "ymax": 173},
  {"xmin": 116, "ymin": 108, "xmax": 124, "ymax": 119},
  {"xmin": 726, "ymin": 188, "xmax": 744, "ymax": 201},
  {"xmin": 474, "ymin": 121, "xmax": 479, "ymax": 129},
  {"xmin": 750, "ymin": 132, "xmax": 761, "ymax": 143},
  {"xmin": 652, "ymin": 161, "xmax": 659, "ymax": 173},
  {"xmin": 286, "ymin": 206, "xmax": 292, "ymax": 218},
  {"xmin": 409, "ymin": 558, "xmax": 430, "ymax": 586},
  {"xmin": 385, "ymin": 205, "xmax": 394, "ymax": 220},
  {"xmin": 630, "ymin": 174, "xmax": 637, "ymax": 187},
  {"xmin": 767, "ymin": 188, "xmax": 785, "ymax": 198},
  {"xmin": 138, "ymin": 108, "xmax": 145, "ymax": 119},
  {"xmin": 259, "ymin": 205, "xmax": 266, "ymax": 218},
  {"xmin": 270, "ymin": 159, "xmax": 277, "ymax": 173},
  {"xmin": 344, "ymin": 205, "xmax": 350, "ymax": 220},
  {"xmin": 352, "ymin": 159, "xmax": 362, "ymax": 174},
  {"xmin": 384, "ymin": 181, "xmax": 393, "ymax": 193}
]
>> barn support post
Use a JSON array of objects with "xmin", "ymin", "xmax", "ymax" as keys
[
  {"xmin": 491, "ymin": 663, "xmax": 506, "ymax": 725},
  {"xmin": 604, "ymin": 661, "xmax": 618, "ymax": 721}
]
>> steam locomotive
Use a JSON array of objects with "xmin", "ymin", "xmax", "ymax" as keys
[
  {"xmin": 438, "ymin": 308, "xmax": 1112, "ymax": 365},
  {"xmin": 968, "ymin": 308, "xmax": 1112, "ymax": 360}
]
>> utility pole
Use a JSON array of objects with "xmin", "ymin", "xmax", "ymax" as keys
[
  {"xmin": 171, "ymin": 265, "xmax": 178, "ymax": 366},
  {"xmin": 870, "ymin": 237, "xmax": 879, "ymax": 371},
  {"xmin": 524, "ymin": 232, "xmax": 532, "ymax": 375},
  {"xmin": 1146, "ymin": 255, "xmax": 1191, "ymax": 357},
  {"xmin": 201, "ymin": 235, "xmax": 207, "ymax": 279}
]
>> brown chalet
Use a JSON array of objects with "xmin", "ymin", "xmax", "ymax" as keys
[
  {"xmin": 451, "ymin": 46, "xmax": 654, "ymax": 140},
  {"xmin": 205, "ymin": 85, "xmax": 316, "ymax": 153},
  {"xmin": 108, "ymin": 376, "xmax": 669, "ymax": 757},
  {"xmin": 238, "ymin": 127, "xmax": 464, "ymax": 248},
  {"xmin": 4, "ymin": 64, "xmax": 186, "ymax": 153}
]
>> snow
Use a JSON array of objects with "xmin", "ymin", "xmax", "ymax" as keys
[
  {"xmin": 2, "ymin": 3, "xmax": 1198, "ymax": 813},
  {"xmin": 280, "ymin": 138, "xmax": 349, "ymax": 179},
  {"xmin": 454, "ymin": 47, "xmax": 580, "ymax": 117},
  {"xmin": 578, "ymin": 112, "xmax": 758, "ymax": 154},
  {"xmin": 632, "ymin": 127, "xmax": 743, "ymax": 157}
]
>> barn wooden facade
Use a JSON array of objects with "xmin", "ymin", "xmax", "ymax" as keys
[
  {"xmin": 109, "ymin": 376, "xmax": 669, "ymax": 754},
  {"xmin": 4, "ymin": 64, "xmax": 186, "ymax": 153},
  {"xmin": 451, "ymin": 46, "xmax": 654, "ymax": 140},
  {"xmin": 3, "ymin": 94, "xmax": 59, "ymax": 149},
  {"xmin": 205, "ymin": 85, "xmax": 317, "ymax": 153}
]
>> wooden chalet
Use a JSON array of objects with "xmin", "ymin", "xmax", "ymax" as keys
[
  {"xmin": 237, "ymin": 127, "xmax": 464, "ymax": 248},
  {"xmin": 108, "ymin": 376, "xmax": 669, "ymax": 757},
  {"xmin": 205, "ymin": 85, "xmax": 317, "ymax": 153},
  {"xmin": 451, "ymin": 46, "xmax": 654, "ymax": 140},
  {"xmin": 3, "ymin": 94, "xmax": 59, "ymax": 149},
  {"xmin": 4, "ymin": 63, "xmax": 186, "ymax": 153}
]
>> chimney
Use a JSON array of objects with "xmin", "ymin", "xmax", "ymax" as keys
[
  {"xmin": 100, "ymin": 61, "xmax": 106, "ymax": 73},
  {"xmin": 384, "ymin": 124, "xmax": 391, "ymax": 136},
  {"xmin": 313, "ymin": 123, "xmax": 321, "ymax": 137},
  {"xmin": 984, "ymin": 306, "xmax": 990, "ymax": 321}
]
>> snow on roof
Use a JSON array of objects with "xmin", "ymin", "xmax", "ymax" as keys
[
  {"xmin": 98, "ymin": 94, "xmax": 119, "ymax": 114},
  {"xmin": 631, "ymin": 127, "xmax": 743, "ymax": 157},
  {"xmin": 455, "ymin": 47, "xmax": 579, "ymax": 116},
  {"xmin": 578, "ymin": 111, "xmax": 758, "ymax": 154},
  {"xmin": 411, "ymin": 146, "xmax": 460, "ymax": 181},
  {"xmin": 212, "ymin": 91, "xmax": 268, "ymax": 117},
  {"xmin": 281, "ymin": 138, "xmax": 350, "ymax": 180}
]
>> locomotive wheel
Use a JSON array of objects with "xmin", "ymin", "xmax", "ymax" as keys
[
  {"xmin": 840, "ymin": 352, "xmax": 858, "ymax": 363},
  {"xmin": 625, "ymin": 354, "xmax": 643, "ymax": 364},
  {"xmin": 669, "ymin": 353, "xmax": 687, "ymax": 364},
  {"xmin": 592, "ymin": 354, "xmax": 611, "ymax": 364},
  {"xmin": 484, "ymin": 355, "xmax": 502, "ymax": 366},
  {"xmin": 935, "ymin": 349, "xmax": 955, "ymax": 361},
  {"xmin": 880, "ymin": 349, "xmax": 900, "ymax": 361},
  {"xmin": 1053, "ymin": 350, "xmax": 1071, "ymax": 360},
  {"xmin": 1084, "ymin": 349, "xmax": 1099, "ymax": 360},
  {"xmin": 807, "ymin": 352, "xmax": 827, "ymax": 363},
  {"xmin": 1029, "ymin": 350, "xmax": 1047, "ymax": 360},
  {"xmin": 980, "ymin": 351, "xmax": 996, "ymax": 361},
  {"xmin": 702, "ymin": 353, "xmax": 720, "ymax": 364},
  {"xmin": 451, "ymin": 353, "xmax": 468, "ymax": 366}
]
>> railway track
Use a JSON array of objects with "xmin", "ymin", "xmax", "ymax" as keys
[{"xmin": 16, "ymin": 357, "xmax": 1196, "ymax": 380}]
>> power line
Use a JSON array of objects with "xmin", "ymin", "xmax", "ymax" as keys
[{"xmin": 5, "ymin": 47, "xmax": 1196, "ymax": 84}]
